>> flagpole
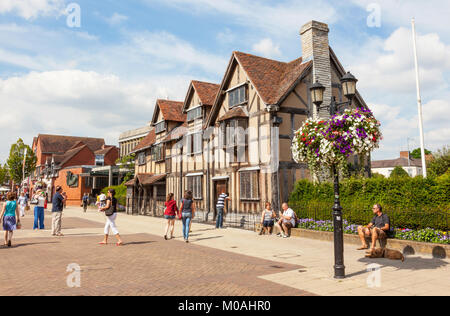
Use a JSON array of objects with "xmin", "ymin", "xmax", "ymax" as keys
[{"xmin": 411, "ymin": 18, "xmax": 427, "ymax": 178}]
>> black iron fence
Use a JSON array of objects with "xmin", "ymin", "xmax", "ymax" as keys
[{"xmin": 125, "ymin": 197, "xmax": 261, "ymax": 231}]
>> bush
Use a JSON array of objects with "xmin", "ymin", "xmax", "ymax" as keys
[
  {"xmin": 390, "ymin": 166, "xmax": 410, "ymax": 178},
  {"xmin": 289, "ymin": 177, "xmax": 450, "ymax": 231},
  {"xmin": 102, "ymin": 184, "xmax": 127, "ymax": 206}
]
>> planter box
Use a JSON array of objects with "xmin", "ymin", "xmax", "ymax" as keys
[{"xmin": 256, "ymin": 224, "xmax": 450, "ymax": 259}]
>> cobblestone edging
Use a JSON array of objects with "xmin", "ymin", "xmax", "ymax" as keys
[{"xmin": 255, "ymin": 225, "xmax": 450, "ymax": 259}]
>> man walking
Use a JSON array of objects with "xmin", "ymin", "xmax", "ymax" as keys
[
  {"xmin": 82, "ymin": 193, "xmax": 89, "ymax": 212},
  {"xmin": 51, "ymin": 186, "xmax": 66, "ymax": 237},
  {"xmin": 216, "ymin": 189, "xmax": 230, "ymax": 229}
]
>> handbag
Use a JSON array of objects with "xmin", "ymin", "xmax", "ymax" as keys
[
  {"xmin": 30, "ymin": 198, "xmax": 38, "ymax": 205},
  {"xmin": 16, "ymin": 221, "xmax": 22, "ymax": 230}
]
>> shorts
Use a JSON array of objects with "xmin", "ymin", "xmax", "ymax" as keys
[
  {"xmin": 164, "ymin": 215, "xmax": 176, "ymax": 220},
  {"xmin": 263, "ymin": 220, "xmax": 274, "ymax": 227},
  {"xmin": 282, "ymin": 221, "xmax": 293, "ymax": 229}
]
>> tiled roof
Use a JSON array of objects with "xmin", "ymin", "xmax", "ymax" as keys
[
  {"xmin": 163, "ymin": 123, "xmax": 188, "ymax": 142},
  {"xmin": 218, "ymin": 106, "xmax": 249, "ymax": 122},
  {"xmin": 132, "ymin": 128, "xmax": 156, "ymax": 153},
  {"xmin": 37, "ymin": 134, "xmax": 105, "ymax": 154},
  {"xmin": 371, "ymin": 158, "xmax": 422, "ymax": 169},
  {"xmin": 95, "ymin": 146, "xmax": 116, "ymax": 156},
  {"xmin": 233, "ymin": 51, "xmax": 312, "ymax": 105},
  {"xmin": 124, "ymin": 178, "xmax": 135, "ymax": 186},
  {"xmin": 157, "ymin": 99, "xmax": 186, "ymax": 122},
  {"xmin": 192, "ymin": 81, "xmax": 220, "ymax": 106},
  {"xmin": 53, "ymin": 145, "xmax": 88, "ymax": 167},
  {"xmin": 136, "ymin": 173, "xmax": 166, "ymax": 185}
]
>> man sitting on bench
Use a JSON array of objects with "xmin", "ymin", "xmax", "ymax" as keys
[
  {"xmin": 274, "ymin": 203, "xmax": 296, "ymax": 238},
  {"xmin": 357, "ymin": 204, "xmax": 390, "ymax": 250}
]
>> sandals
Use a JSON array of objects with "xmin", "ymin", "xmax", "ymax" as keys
[
  {"xmin": 98, "ymin": 242, "xmax": 107, "ymax": 245},
  {"xmin": 357, "ymin": 246, "xmax": 369, "ymax": 250}
]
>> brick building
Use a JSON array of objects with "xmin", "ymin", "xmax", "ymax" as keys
[{"xmin": 30, "ymin": 134, "xmax": 119, "ymax": 205}]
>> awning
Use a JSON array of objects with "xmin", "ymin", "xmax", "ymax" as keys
[
  {"xmin": 212, "ymin": 176, "xmax": 229, "ymax": 181},
  {"xmin": 138, "ymin": 174, "xmax": 166, "ymax": 185},
  {"xmin": 124, "ymin": 178, "xmax": 135, "ymax": 186},
  {"xmin": 186, "ymin": 172, "xmax": 203, "ymax": 177}
]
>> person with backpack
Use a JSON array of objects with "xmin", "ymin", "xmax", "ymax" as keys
[
  {"xmin": 98, "ymin": 189, "xmax": 123, "ymax": 246},
  {"xmin": 274, "ymin": 203, "xmax": 297, "ymax": 238},
  {"xmin": 82, "ymin": 193, "xmax": 89, "ymax": 213},
  {"xmin": 179, "ymin": 191, "xmax": 195, "ymax": 243}
]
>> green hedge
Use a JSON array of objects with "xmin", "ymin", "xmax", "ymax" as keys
[
  {"xmin": 102, "ymin": 184, "xmax": 127, "ymax": 206},
  {"xmin": 289, "ymin": 176, "xmax": 450, "ymax": 231}
]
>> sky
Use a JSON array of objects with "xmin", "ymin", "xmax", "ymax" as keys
[{"xmin": 0, "ymin": 0, "xmax": 449, "ymax": 163}]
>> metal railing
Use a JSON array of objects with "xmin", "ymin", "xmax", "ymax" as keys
[{"xmin": 125, "ymin": 197, "xmax": 261, "ymax": 231}]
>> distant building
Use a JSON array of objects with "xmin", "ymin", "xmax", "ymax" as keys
[
  {"xmin": 371, "ymin": 151, "xmax": 423, "ymax": 178},
  {"xmin": 30, "ymin": 134, "xmax": 119, "ymax": 205},
  {"xmin": 118, "ymin": 123, "xmax": 152, "ymax": 158}
]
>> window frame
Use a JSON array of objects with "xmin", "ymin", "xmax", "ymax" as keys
[
  {"xmin": 138, "ymin": 152, "xmax": 146, "ymax": 166},
  {"xmin": 187, "ymin": 106, "xmax": 203, "ymax": 122},
  {"xmin": 239, "ymin": 171, "xmax": 259, "ymax": 201},
  {"xmin": 187, "ymin": 175, "xmax": 203, "ymax": 200},
  {"xmin": 228, "ymin": 85, "xmax": 248, "ymax": 108},
  {"xmin": 155, "ymin": 121, "xmax": 166, "ymax": 134}
]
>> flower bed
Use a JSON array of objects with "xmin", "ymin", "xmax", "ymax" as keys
[{"xmin": 298, "ymin": 218, "xmax": 449, "ymax": 245}]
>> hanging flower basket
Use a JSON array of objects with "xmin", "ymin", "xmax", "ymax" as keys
[{"xmin": 292, "ymin": 108, "xmax": 382, "ymax": 176}]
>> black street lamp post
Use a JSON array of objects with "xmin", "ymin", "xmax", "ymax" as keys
[{"xmin": 309, "ymin": 72, "xmax": 358, "ymax": 279}]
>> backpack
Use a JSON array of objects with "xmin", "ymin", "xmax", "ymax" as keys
[{"xmin": 292, "ymin": 212, "xmax": 298, "ymax": 228}]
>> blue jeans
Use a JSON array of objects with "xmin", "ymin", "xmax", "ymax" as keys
[
  {"xmin": 34, "ymin": 207, "xmax": 45, "ymax": 230},
  {"xmin": 182, "ymin": 214, "xmax": 192, "ymax": 240},
  {"xmin": 216, "ymin": 207, "xmax": 224, "ymax": 228}
]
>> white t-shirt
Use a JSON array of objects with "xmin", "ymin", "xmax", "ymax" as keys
[
  {"xmin": 282, "ymin": 208, "xmax": 295, "ymax": 226},
  {"xmin": 37, "ymin": 196, "xmax": 46, "ymax": 208}
]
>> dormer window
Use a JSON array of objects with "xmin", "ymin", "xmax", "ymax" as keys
[
  {"xmin": 155, "ymin": 121, "xmax": 166, "ymax": 134},
  {"xmin": 187, "ymin": 106, "xmax": 203, "ymax": 122},
  {"xmin": 228, "ymin": 84, "xmax": 247, "ymax": 108},
  {"xmin": 95, "ymin": 155, "xmax": 105, "ymax": 166}
]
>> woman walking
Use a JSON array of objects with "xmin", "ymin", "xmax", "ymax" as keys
[
  {"xmin": 179, "ymin": 191, "xmax": 195, "ymax": 243},
  {"xmin": 1, "ymin": 192, "xmax": 21, "ymax": 247},
  {"xmin": 99, "ymin": 189, "xmax": 123, "ymax": 246},
  {"xmin": 163, "ymin": 193, "xmax": 178, "ymax": 240},
  {"xmin": 32, "ymin": 189, "xmax": 46, "ymax": 230}
]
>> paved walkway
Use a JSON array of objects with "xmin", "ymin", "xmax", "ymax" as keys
[{"xmin": 4, "ymin": 206, "xmax": 450, "ymax": 296}]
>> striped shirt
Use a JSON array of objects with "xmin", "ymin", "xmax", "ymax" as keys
[{"xmin": 216, "ymin": 193, "xmax": 228, "ymax": 208}]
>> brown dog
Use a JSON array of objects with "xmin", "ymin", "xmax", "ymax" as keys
[{"xmin": 365, "ymin": 248, "xmax": 405, "ymax": 262}]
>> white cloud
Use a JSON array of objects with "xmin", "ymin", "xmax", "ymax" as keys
[
  {"xmin": 149, "ymin": 0, "xmax": 337, "ymax": 38},
  {"xmin": 216, "ymin": 28, "xmax": 235, "ymax": 44},
  {"xmin": 0, "ymin": 70, "xmax": 192, "ymax": 162},
  {"xmin": 351, "ymin": 0, "xmax": 450, "ymax": 40},
  {"xmin": 0, "ymin": 0, "xmax": 65, "ymax": 20},
  {"xmin": 371, "ymin": 99, "xmax": 450, "ymax": 160},
  {"xmin": 350, "ymin": 27, "xmax": 450, "ymax": 94},
  {"xmin": 104, "ymin": 13, "xmax": 128, "ymax": 26},
  {"xmin": 252, "ymin": 38, "xmax": 282, "ymax": 58}
]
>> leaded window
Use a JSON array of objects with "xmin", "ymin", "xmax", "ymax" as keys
[
  {"xmin": 187, "ymin": 176, "xmax": 202, "ymax": 199},
  {"xmin": 228, "ymin": 85, "xmax": 247, "ymax": 108},
  {"xmin": 240, "ymin": 171, "xmax": 259, "ymax": 200},
  {"xmin": 187, "ymin": 106, "xmax": 202, "ymax": 122},
  {"xmin": 155, "ymin": 121, "xmax": 166, "ymax": 134}
]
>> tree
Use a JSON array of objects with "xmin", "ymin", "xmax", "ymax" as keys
[
  {"xmin": 428, "ymin": 146, "xmax": 449, "ymax": 177},
  {"xmin": 410, "ymin": 148, "xmax": 432, "ymax": 159},
  {"xmin": 0, "ymin": 164, "xmax": 9, "ymax": 185},
  {"xmin": 390, "ymin": 166, "xmax": 410, "ymax": 178},
  {"xmin": 6, "ymin": 138, "xmax": 37, "ymax": 184},
  {"xmin": 116, "ymin": 153, "xmax": 135, "ymax": 183}
]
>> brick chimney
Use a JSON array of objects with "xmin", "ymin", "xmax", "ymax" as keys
[
  {"xmin": 400, "ymin": 151, "xmax": 410, "ymax": 159},
  {"xmin": 300, "ymin": 21, "xmax": 332, "ymax": 119}
]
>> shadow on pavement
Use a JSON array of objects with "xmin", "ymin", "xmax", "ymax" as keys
[
  {"xmin": 2, "ymin": 241, "xmax": 60, "ymax": 249},
  {"xmin": 358, "ymin": 256, "xmax": 448, "ymax": 271},
  {"xmin": 122, "ymin": 241, "xmax": 156, "ymax": 246},
  {"xmin": 193, "ymin": 236, "xmax": 224, "ymax": 242}
]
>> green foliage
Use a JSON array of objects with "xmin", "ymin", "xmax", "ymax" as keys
[
  {"xmin": 102, "ymin": 183, "xmax": 127, "ymax": 206},
  {"xmin": 6, "ymin": 139, "xmax": 37, "ymax": 184},
  {"xmin": 390, "ymin": 166, "xmax": 410, "ymax": 178},
  {"xmin": 289, "ymin": 177, "xmax": 450, "ymax": 231},
  {"xmin": 428, "ymin": 146, "xmax": 450, "ymax": 177},
  {"xmin": 371, "ymin": 172, "xmax": 385, "ymax": 179},
  {"xmin": 0, "ymin": 164, "xmax": 9, "ymax": 184},
  {"xmin": 116, "ymin": 154, "xmax": 135, "ymax": 183},
  {"xmin": 410, "ymin": 148, "xmax": 431, "ymax": 159}
]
